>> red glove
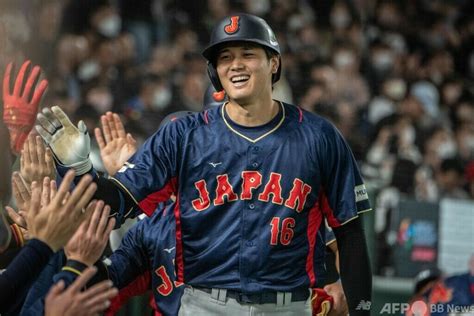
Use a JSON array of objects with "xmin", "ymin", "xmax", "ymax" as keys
[
  {"xmin": 311, "ymin": 288, "xmax": 334, "ymax": 316},
  {"xmin": 2, "ymin": 60, "xmax": 48, "ymax": 154}
]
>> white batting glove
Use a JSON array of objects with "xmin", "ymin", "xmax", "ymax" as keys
[{"xmin": 35, "ymin": 106, "xmax": 92, "ymax": 175}]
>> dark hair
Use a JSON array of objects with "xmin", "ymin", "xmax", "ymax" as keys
[{"xmin": 440, "ymin": 158, "xmax": 464, "ymax": 175}]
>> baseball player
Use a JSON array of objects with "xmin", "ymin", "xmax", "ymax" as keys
[{"xmin": 36, "ymin": 13, "xmax": 372, "ymax": 315}]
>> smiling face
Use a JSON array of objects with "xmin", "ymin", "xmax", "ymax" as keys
[{"xmin": 215, "ymin": 43, "xmax": 279, "ymax": 105}]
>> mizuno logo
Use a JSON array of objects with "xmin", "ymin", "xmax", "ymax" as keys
[
  {"xmin": 209, "ymin": 162, "xmax": 222, "ymax": 168},
  {"xmin": 163, "ymin": 247, "xmax": 175, "ymax": 253},
  {"xmin": 118, "ymin": 162, "xmax": 135, "ymax": 173}
]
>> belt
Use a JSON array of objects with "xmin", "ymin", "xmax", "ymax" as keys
[{"xmin": 193, "ymin": 287, "xmax": 309, "ymax": 304}]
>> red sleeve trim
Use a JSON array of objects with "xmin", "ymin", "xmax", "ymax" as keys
[
  {"xmin": 105, "ymin": 271, "xmax": 151, "ymax": 316},
  {"xmin": 138, "ymin": 177, "xmax": 178, "ymax": 216},
  {"xmin": 298, "ymin": 107, "xmax": 303, "ymax": 123}
]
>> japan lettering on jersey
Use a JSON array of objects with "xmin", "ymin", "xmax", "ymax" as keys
[{"xmin": 112, "ymin": 102, "xmax": 371, "ymax": 293}]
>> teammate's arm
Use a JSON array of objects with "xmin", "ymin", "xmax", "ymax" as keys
[
  {"xmin": 333, "ymin": 218, "xmax": 371, "ymax": 315},
  {"xmin": 317, "ymin": 122, "xmax": 372, "ymax": 315},
  {"xmin": 35, "ymin": 106, "xmax": 178, "ymax": 225}
]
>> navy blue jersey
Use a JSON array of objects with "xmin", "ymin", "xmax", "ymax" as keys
[
  {"xmin": 107, "ymin": 205, "xmax": 335, "ymax": 315},
  {"xmin": 113, "ymin": 102, "xmax": 370, "ymax": 293},
  {"xmin": 106, "ymin": 208, "xmax": 183, "ymax": 316}
]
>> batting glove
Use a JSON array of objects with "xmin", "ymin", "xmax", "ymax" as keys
[
  {"xmin": 311, "ymin": 288, "xmax": 334, "ymax": 316},
  {"xmin": 2, "ymin": 61, "xmax": 48, "ymax": 154},
  {"xmin": 36, "ymin": 106, "xmax": 92, "ymax": 175}
]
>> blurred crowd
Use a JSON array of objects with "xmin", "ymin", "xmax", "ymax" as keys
[{"xmin": 0, "ymin": 0, "xmax": 473, "ymax": 276}]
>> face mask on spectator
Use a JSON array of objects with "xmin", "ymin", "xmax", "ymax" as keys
[
  {"xmin": 97, "ymin": 15, "xmax": 121, "ymax": 38},
  {"xmin": 334, "ymin": 51, "xmax": 355, "ymax": 69},
  {"xmin": 436, "ymin": 140, "xmax": 457, "ymax": 159},
  {"xmin": 152, "ymin": 87, "xmax": 172, "ymax": 110},
  {"xmin": 246, "ymin": 0, "xmax": 270, "ymax": 15},
  {"xmin": 330, "ymin": 11, "xmax": 351, "ymax": 29},
  {"xmin": 77, "ymin": 60, "xmax": 100, "ymax": 82},
  {"xmin": 385, "ymin": 79, "xmax": 406, "ymax": 100},
  {"xmin": 400, "ymin": 125, "xmax": 415, "ymax": 145},
  {"xmin": 372, "ymin": 52, "xmax": 393, "ymax": 72}
]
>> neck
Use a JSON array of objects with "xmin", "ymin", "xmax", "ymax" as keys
[{"xmin": 225, "ymin": 94, "xmax": 279, "ymax": 127}]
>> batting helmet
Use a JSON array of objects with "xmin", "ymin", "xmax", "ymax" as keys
[
  {"xmin": 202, "ymin": 13, "xmax": 281, "ymax": 92},
  {"xmin": 413, "ymin": 268, "xmax": 442, "ymax": 294},
  {"xmin": 202, "ymin": 84, "xmax": 227, "ymax": 110}
]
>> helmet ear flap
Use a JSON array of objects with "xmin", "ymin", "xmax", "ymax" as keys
[{"xmin": 207, "ymin": 62, "xmax": 223, "ymax": 92}]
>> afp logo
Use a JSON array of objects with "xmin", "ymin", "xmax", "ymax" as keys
[{"xmin": 224, "ymin": 16, "xmax": 240, "ymax": 34}]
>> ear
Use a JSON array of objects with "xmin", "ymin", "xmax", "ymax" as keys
[{"xmin": 270, "ymin": 56, "xmax": 280, "ymax": 74}]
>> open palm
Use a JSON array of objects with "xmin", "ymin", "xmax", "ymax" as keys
[{"xmin": 94, "ymin": 112, "xmax": 137, "ymax": 176}]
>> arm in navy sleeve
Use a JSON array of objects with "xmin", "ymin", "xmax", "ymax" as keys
[
  {"xmin": 52, "ymin": 216, "xmax": 149, "ymax": 291},
  {"xmin": 20, "ymin": 252, "xmax": 66, "ymax": 316},
  {"xmin": 54, "ymin": 164, "xmax": 139, "ymax": 226},
  {"xmin": 56, "ymin": 121, "xmax": 182, "ymax": 226},
  {"xmin": 102, "ymin": 219, "xmax": 150, "ymax": 289},
  {"xmin": 0, "ymin": 239, "xmax": 54, "ymax": 313}
]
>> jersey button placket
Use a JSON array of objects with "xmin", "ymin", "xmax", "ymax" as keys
[
  {"xmin": 249, "ymin": 146, "xmax": 260, "ymax": 170},
  {"xmin": 241, "ymin": 145, "xmax": 261, "ymax": 289}
]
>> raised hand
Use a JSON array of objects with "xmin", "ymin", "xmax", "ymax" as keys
[
  {"xmin": 27, "ymin": 170, "xmax": 97, "ymax": 252},
  {"xmin": 5, "ymin": 176, "xmax": 58, "ymax": 249},
  {"xmin": 20, "ymin": 134, "xmax": 56, "ymax": 185},
  {"xmin": 6, "ymin": 172, "xmax": 31, "ymax": 229},
  {"xmin": 36, "ymin": 106, "xmax": 92, "ymax": 175},
  {"xmin": 65, "ymin": 201, "xmax": 116, "ymax": 266},
  {"xmin": 45, "ymin": 266, "xmax": 118, "ymax": 316},
  {"xmin": 94, "ymin": 112, "xmax": 137, "ymax": 176},
  {"xmin": 2, "ymin": 61, "xmax": 48, "ymax": 154}
]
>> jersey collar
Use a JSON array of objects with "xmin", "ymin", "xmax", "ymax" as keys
[{"xmin": 221, "ymin": 101, "xmax": 285, "ymax": 143}]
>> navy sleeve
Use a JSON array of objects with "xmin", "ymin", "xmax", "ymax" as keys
[
  {"xmin": 20, "ymin": 252, "xmax": 66, "ymax": 316},
  {"xmin": 0, "ymin": 239, "xmax": 54, "ymax": 313},
  {"xmin": 106, "ymin": 218, "xmax": 149, "ymax": 289},
  {"xmin": 318, "ymin": 122, "xmax": 371, "ymax": 227},
  {"xmin": 324, "ymin": 221, "xmax": 336, "ymax": 246},
  {"xmin": 112, "ymin": 122, "xmax": 181, "ymax": 204}
]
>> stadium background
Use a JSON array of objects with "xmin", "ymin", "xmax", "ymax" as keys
[{"xmin": 1, "ymin": 0, "xmax": 473, "ymax": 314}]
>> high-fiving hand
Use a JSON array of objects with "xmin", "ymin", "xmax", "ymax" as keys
[
  {"xmin": 27, "ymin": 170, "xmax": 97, "ymax": 252},
  {"xmin": 45, "ymin": 266, "xmax": 118, "ymax": 316},
  {"xmin": 94, "ymin": 112, "xmax": 137, "ymax": 176},
  {"xmin": 65, "ymin": 201, "xmax": 115, "ymax": 266},
  {"xmin": 20, "ymin": 134, "xmax": 56, "ymax": 185},
  {"xmin": 2, "ymin": 61, "xmax": 48, "ymax": 154},
  {"xmin": 36, "ymin": 106, "xmax": 92, "ymax": 175}
]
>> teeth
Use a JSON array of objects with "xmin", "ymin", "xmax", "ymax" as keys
[{"xmin": 231, "ymin": 75, "xmax": 249, "ymax": 83}]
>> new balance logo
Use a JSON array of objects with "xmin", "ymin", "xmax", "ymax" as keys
[
  {"xmin": 356, "ymin": 300, "xmax": 372, "ymax": 311},
  {"xmin": 209, "ymin": 162, "xmax": 222, "ymax": 168}
]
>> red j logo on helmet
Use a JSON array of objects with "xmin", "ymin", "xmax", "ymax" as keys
[{"xmin": 224, "ymin": 16, "xmax": 240, "ymax": 34}]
